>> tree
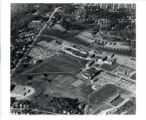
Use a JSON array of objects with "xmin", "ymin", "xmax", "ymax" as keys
[
  {"xmin": 27, "ymin": 75, "xmax": 33, "ymax": 80},
  {"xmin": 42, "ymin": 73, "xmax": 48, "ymax": 77}
]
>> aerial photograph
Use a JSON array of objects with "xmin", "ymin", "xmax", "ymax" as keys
[{"xmin": 10, "ymin": 3, "xmax": 136, "ymax": 115}]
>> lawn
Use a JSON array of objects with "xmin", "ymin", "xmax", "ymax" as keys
[
  {"xmin": 89, "ymin": 84, "xmax": 119, "ymax": 105},
  {"xmin": 41, "ymin": 28, "xmax": 78, "ymax": 39},
  {"xmin": 41, "ymin": 28, "xmax": 90, "ymax": 47},
  {"xmin": 12, "ymin": 72, "xmax": 87, "ymax": 113},
  {"xmin": 130, "ymin": 73, "xmax": 136, "ymax": 80},
  {"xmin": 101, "ymin": 62, "xmax": 120, "ymax": 71},
  {"xmin": 12, "ymin": 73, "xmax": 81, "ymax": 98},
  {"xmin": 35, "ymin": 35, "xmax": 54, "ymax": 43},
  {"xmin": 80, "ymin": 84, "xmax": 94, "ymax": 101},
  {"xmin": 27, "ymin": 54, "xmax": 87, "ymax": 74}
]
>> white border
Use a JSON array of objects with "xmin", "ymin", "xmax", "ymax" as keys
[
  {"xmin": 1, "ymin": 0, "xmax": 146, "ymax": 120},
  {"xmin": 0, "ymin": 0, "xmax": 1, "ymax": 117}
]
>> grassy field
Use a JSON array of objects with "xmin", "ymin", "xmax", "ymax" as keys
[
  {"xmin": 101, "ymin": 63, "xmax": 120, "ymax": 71},
  {"xmin": 12, "ymin": 73, "xmax": 82, "ymax": 98},
  {"xmin": 130, "ymin": 73, "xmax": 136, "ymax": 80},
  {"xmin": 12, "ymin": 72, "xmax": 87, "ymax": 113},
  {"xmin": 12, "ymin": 71, "xmax": 97, "ymax": 110},
  {"xmin": 41, "ymin": 28, "xmax": 90, "ymax": 47},
  {"xmin": 88, "ymin": 84, "xmax": 119, "ymax": 105},
  {"xmin": 41, "ymin": 27, "xmax": 78, "ymax": 38},
  {"xmin": 27, "ymin": 54, "xmax": 87, "ymax": 74},
  {"xmin": 80, "ymin": 85, "xmax": 94, "ymax": 101},
  {"xmin": 35, "ymin": 35, "xmax": 54, "ymax": 43}
]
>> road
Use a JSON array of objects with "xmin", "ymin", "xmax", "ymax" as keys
[
  {"xmin": 38, "ymin": 6, "xmax": 62, "ymax": 36},
  {"xmin": 11, "ymin": 6, "xmax": 62, "ymax": 78}
]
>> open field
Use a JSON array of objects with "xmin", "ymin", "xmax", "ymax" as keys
[
  {"xmin": 41, "ymin": 28, "xmax": 91, "ymax": 47},
  {"xmin": 12, "ymin": 73, "xmax": 81, "ymax": 98},
  {"xmin": 27, "ymin": 53, "xmax": 87, "ymax": 74},
  {"xmin": 12, "ymin": 72, "xmax": 87, "ymax": 114},
  {"xmin": 35, "ymin": 35, "xmax": 54, "ymax": 43},
  {"xmin": 12, "ymin": 72, "xmax": 94, "ymax": 104},
  {"xmin": 130, "ymin": 73, "xmax": 136, "ymax": 80},
  {"xmin": 88, "ymin": 84, "xmax": 120, "ymax": 105},
  {"xmin": 80, "ymin": 85, "xmax": 94, "ymax": 101},
  {"xmin": 101, "ymin": 63, "xmax": 120, "ymax": 71},
  {"xmin": 11, "ymin": 3, "xmax": 136, "ymax": 115}
]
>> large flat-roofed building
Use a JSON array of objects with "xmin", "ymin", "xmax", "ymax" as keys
[
  {"xmin": 64, "ymin": 47, "xmax": 88, "ymax": 59},
  {"xmin": 82, "ymin": 68, "xmax": 101, "ymax": 79}
]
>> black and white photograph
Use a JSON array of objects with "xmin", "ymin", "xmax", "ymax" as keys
[
  {"xmin": 10, "ymin": 3, "xmax": 136, "ymax": 115},
  {"xmin": 9, "ymin": 3, "xmax": 137, "ymax": 115}
]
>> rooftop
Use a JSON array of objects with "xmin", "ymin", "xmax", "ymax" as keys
[{"xmin": 83, "ymin": 68, "xmax": 101, "ymax": 79}]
